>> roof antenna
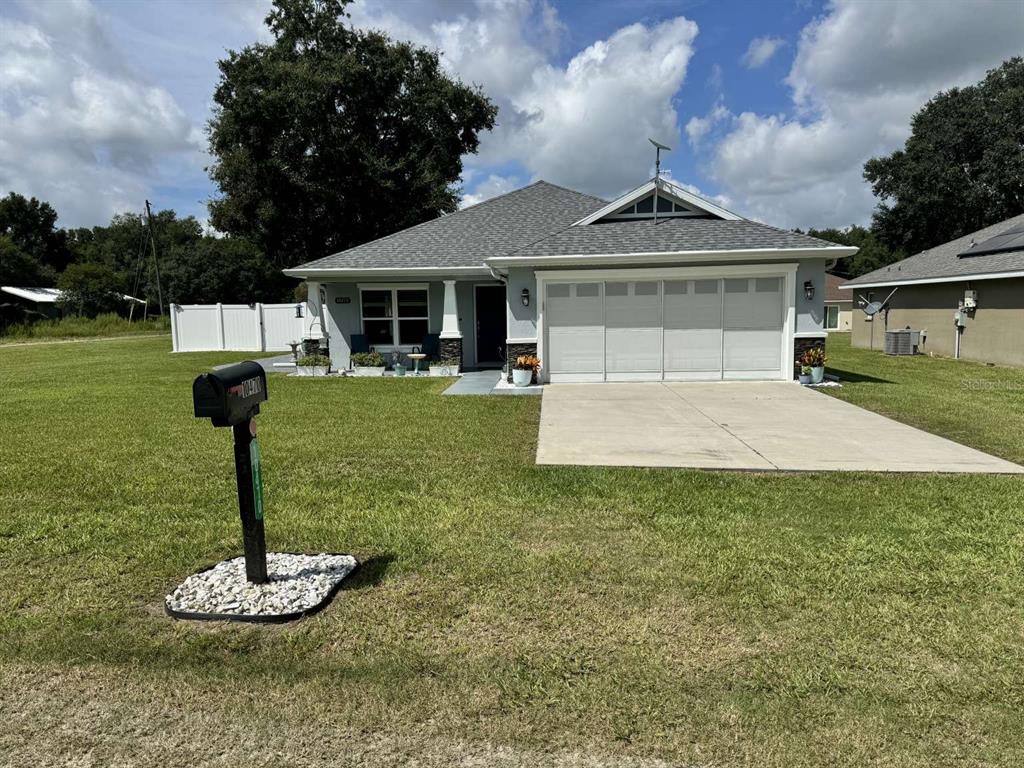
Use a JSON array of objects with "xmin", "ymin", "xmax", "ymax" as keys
[{"xmin": 649, "ymin": 138, "xmax": 671, "ymax": 224}]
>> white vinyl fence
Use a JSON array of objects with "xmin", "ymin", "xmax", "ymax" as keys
[{"xmin": 170, "ymin": 303, "xmax": 305, "ymax": 353}]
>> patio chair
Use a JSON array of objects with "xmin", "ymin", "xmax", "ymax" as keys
[{"xmin": 420, "ymin": 333, "xmax": 440, "ymax": 360}]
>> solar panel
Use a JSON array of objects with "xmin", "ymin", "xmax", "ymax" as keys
[{"xmin": 958, "ymin": 223, "xmax": 1024, "ymax": 257}]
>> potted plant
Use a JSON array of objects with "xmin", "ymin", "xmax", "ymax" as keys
[
  {"xmin": 351, "ymin": 351, "xmax": 385, "ymax": 377},
  {"xmin": 429, "ymin": 358, "xmax": 460, "ymax": 377},
  {"xmin": 297, "ymin": 354, "xmax": 330, "ymax": 376},
  {"xmin": 512, "ymin": 354, "xmax": 540, "ymax": 387},
  {"xmin": 800, "ymin": 347, "xmax": 827, "ymax": 384},
  {"xmin": 798, "ymin": 364, "xmax": 812, "ymax": 385},
  {"xmin": 394, "ymin": 362, "xmax": 407, "ymax": 376}
]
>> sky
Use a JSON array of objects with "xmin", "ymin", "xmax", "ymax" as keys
[{"xmin": 1, "ymin": 0, "xmax": 1022, "ymax": 232}]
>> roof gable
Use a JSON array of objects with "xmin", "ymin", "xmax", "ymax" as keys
[{"xmin": 573, "ymin": 179, "xmax": 742, "ymax": 226}]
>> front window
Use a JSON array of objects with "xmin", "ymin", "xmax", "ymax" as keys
[
  {"xmin": 824, "ymin": 305, "xmax": 839, "ymax": 330},
  {"xmin": 360, "ymin": 287, "xmax": 429, "ymax": 347}
]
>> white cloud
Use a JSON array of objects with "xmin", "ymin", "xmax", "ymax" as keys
[
  {"xmin": 686, "ymin": 102, "xmax": 730, "ymax": 147},
  {"xmin": 0, "ymin": 0, "xmax": 201, "ymax": 227},
  {"xmin": 704, "ymin": 0, "xmax": 1024, "ymax": 228},
  {"xmin": 459, "ymin": 173, "xmax": 522, "ymax": 208},
  {"xmin": 741, "ymin": 36, "xmax": 785, "ymax": 69},
  {"xmin": 349, "ymin": 1, "xmax": 698, "ymax": 203}
]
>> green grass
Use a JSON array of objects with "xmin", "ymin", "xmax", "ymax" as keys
[
  {"xmin": 823, "ymin": 334, "xmax": 1024, "ymax": 464},
  {"xmin": 0, "ymin": 312, "xmax": 169, "ymax": 343},
  {"xmin": 1, "ymin": 336, "xmax": 1022, "ymax": 766}
]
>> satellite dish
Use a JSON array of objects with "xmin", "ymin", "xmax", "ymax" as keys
[
  {"xmin": 863, "ymin": 302, "xmax": 884, "ymax": 316},
  {"xmin": 648, "ymin": 138, "xmax": 671, "ymax": 151}
]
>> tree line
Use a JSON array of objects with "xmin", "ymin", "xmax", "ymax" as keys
[{"xmin": 1, "ymin": 0, "xmax": 1020, "ymax": 323}]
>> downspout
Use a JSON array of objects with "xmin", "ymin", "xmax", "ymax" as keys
[{"xmin": 488, "ymin": 264, "xmax": 507, "ymax": 284}]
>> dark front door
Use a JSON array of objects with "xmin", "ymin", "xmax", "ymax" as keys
[{"xmin": 474, "ymin": 285, "xmax": 506, "ymax": 366}]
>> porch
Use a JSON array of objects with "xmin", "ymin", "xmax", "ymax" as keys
[{"xmin": 306, "ymin": 276, "xmax": 510, "ymax": 372}]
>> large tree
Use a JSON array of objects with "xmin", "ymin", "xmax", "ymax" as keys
[
  {"xmin": 801, "ymin": 225, "xmax": 903, "ymax": 278},
  {"xmin": 206, "ymin": 0, "xmax": 497, "ymax": 267},
  {"xmin": 0, "ymin": 192, "xmax": 70, "ymax": 284},
  {"xmin": 864, "ymin": 58, "xmax": 1024, "ymax": 255}
]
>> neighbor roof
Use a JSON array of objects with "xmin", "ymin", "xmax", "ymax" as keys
[
  {"xmin": 844, "ymin": 214, "xmax": 1024, "ymax": 289},
  {"xmin": 285, "ymin": 179, "xmax": 851, "ymax": 275}
]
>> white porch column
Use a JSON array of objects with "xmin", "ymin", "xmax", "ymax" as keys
[
  {"xmin": 304, "ymin": 281, "xmax": 325, "ymax": 340},
  {"xmin": 440, "ymin": 279, "xmax": 461, "ymax": 338}
]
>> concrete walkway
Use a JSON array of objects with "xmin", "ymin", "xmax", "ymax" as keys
[
  {"xmin": 536, "ymin": 382, "xmax": 1024, "ymax": 473},
  {"xmin": 443, "ymin": 370, "xmax": 542, "ymax": 396}
]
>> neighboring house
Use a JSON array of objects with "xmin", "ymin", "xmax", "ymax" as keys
[
  {"xmin": 284, "ymin": 178, "xmax": 855, "ymax": 382},
  {"xmin": 0, "ymin": 286, "xmax": 148, "ymax": 326},
  {"xmin": 0, "ymin": 286, "xmax": 64, "ymax": 320},
  {"xmin": 824, "ymin": 273, "xmax": 852, "ymax": 331},
  {"xmin": 842, "ymin": 214, "xmax": 1024, "ymax": 367}
]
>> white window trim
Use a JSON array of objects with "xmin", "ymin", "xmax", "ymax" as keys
[
  {"xmin": 823, "ymin": 305, "xmax": 840, "ymax": 330},
  {"xmin": 358, "ymin": 284, "xmax": 430, "ymax": 350},
  {"xmin": 535, "ymin": 263, "xmax": 797, "ymax": 383}
]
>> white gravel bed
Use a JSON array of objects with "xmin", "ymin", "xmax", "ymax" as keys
[{"xmin": 166, "ymin": 552, "xmax": 357, "ymax": 619}]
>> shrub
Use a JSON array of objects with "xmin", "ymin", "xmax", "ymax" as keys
[
  {"xmin": 513, "ymin": 354, "xmax": 541, "ymax": 371},
  {"xmin": 432, "ymin": 358, "xmax": 459, "ymax": 368},
  {"xmin": 351, "ymin": 351, "xmax": 385, "ymax": 367},
  {"xmin": 297, "ymin": 355, "xmax": 330, "ymax": 367},
  {"xmin": 800, "ymin": 347, "xmax": 827, "ymax": 367}
]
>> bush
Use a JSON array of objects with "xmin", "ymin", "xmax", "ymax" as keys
[
  {"xmin": 56, "ymin": 263, "xmax": 126, "ymax": 317},
  {"xmin": 431, "ymin": 358, "xmax": 459, "ymax": 368},
  {"xmin": 297, "ymin": 354, "xmax": 330, "ymax": 367},
  {"xmin": 351, "ymin": 351, "xmax": 385, "ymax": 367},
  {"xmin": 0, "ymin": 313, "xmax": 169, "ymax": 342}
]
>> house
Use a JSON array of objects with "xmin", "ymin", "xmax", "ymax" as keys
[
  {"xmin": 0, "ymin": 286, "xmax": 64, "ymax": 320},
  {"xmin": 842, "ymin": 214, "xmax": 1024, "ymax": 367},
  {"xmin": 824, "ymin": 273, "xmax": 852, "ymax": 331},
  {"xmin": 284, "ymin": 178, "xmax": 856, "ymax": 382}
]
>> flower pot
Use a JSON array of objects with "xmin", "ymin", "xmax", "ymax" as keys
[
  {"xmin": 430, "ymin": 365, "xmax": 460, "ymax": 377},
  {"xmin": 394, "ymin": 364, "xmax": 406, "ymax": 377},
  {"xmin": 811, "ymin": 366, "xmax": 825, "ymax": 384},
  {"xmin": 312, "ymin": 366, "xmax": 329, "ymax": 377},
  {"xmin": 512, "ymin": 368, "xmax": 534, "ymax": 387},
  {"xmin": 798, "ymin": 372, "xmax": 811, "ymax": 385},
  {"xmin": 297, "ymin": 366, "xmax": 313, "ymax": 377},
  {"xmin": 354, "ymin": 366, "xmax": 385, "ymax": 377}
]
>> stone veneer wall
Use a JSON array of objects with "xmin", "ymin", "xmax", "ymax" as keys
[
  {"xmin": 301, "ymin": 338, "xmax": 328, "ymax": 358},
  {"xmin": 440, "ymin": 337, "xmax": 463, "ymax": 368},
  {"xmin": 506, "ymin": 341, "xmax": 538, "ymax": 383},
  {"xmin": 793, "ymin": 337, "xmax": 826, "ymax": 379}
]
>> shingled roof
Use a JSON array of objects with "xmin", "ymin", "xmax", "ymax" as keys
[
  {"xmin": 286, "ymin": 179, "xmax": 848, "ymax": 275},
  {"xmin": 844, "ymin": 214, "xmax": 1024, "ymax": 288},
  {"xmin": 287, "ymin": 181, "xmax": 605, "ymax": 271}
]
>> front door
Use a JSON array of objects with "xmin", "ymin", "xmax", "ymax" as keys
[{"xmin": 474, "ymin": 284, "xmax": 506, "ymax": 366}]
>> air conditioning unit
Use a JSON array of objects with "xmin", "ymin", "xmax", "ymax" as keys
[{"xmin": 884, "ymin": 329, "xmax": 920, "ymax": 356}]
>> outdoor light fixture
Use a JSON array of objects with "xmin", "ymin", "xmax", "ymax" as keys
[
  {"xmin": 521, "ymin": 288, "xmax": 530, "ymax": 306},
  {"xmin": 294, "ymin": 304, "xmax": 303, "ymax": 318},
  {"xmin": 804, "ymin": 281, "xmax": 814, "ymax": 300}
]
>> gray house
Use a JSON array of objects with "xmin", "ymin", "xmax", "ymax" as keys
[
  {"xmin": 284, "ymin": 178, "xmax": 855, "ymax": 382},
  {"xmin": 843, "ymin": 214, "xmax": 1024, "ymax": 367}
]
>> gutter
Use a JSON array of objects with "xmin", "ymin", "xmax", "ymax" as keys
[{"xmin": 486, "ymin": 246, "xmax": 857, "ymax": 269}]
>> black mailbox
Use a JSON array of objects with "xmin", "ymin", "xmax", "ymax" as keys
[{"xmin": 193, "ymin": 361, "xmax": 267, "ymax": 427}]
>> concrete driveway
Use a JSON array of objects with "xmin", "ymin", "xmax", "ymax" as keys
[{"xmin": 536, "ymin": 382, "xmax": 1024, "ymax": 473}]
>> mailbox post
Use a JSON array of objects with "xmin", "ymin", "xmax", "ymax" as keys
[{"xmin": 192, "ymin": 361, "xmax": 269, "ymax": 584}]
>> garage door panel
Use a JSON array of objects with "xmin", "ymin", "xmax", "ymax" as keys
[
  {"xmin": 606, "ymin": 328, "xmax": 661, "ymax": 373},
  {"xmin": 549, "ymin": 327, "xmax": 603, "ymax": 373},
  {"xmin": 723, "ymin": 329, "xmax": 782, "ymax": 371}
]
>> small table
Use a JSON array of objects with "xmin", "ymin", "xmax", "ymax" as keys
[{"xmin": 407, "ymin": 353, "xmax": 427, "ymax": 376}]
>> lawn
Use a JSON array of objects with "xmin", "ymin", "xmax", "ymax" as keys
[{"xmin": 1, "ymin": 336, "xmax": 1022, "ymax": 766}]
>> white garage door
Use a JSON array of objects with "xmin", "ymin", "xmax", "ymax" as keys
[{"xmin": 545, "ymin": 275, "xmax": 786, "ymax": 382}]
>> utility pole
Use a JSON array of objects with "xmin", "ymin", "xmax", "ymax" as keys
[{"xmin": 144, "ymin": 200, "xmax": 165, "ymax": 315}]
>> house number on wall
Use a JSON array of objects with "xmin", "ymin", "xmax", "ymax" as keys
[{"xmin": 335, "ymin": 297, "xmax": 351, "ymax": 304}]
